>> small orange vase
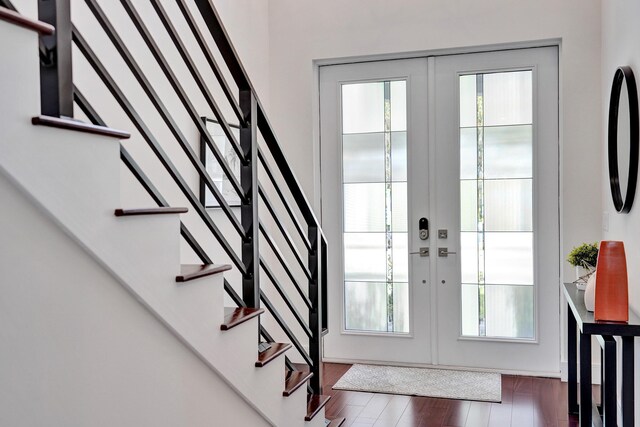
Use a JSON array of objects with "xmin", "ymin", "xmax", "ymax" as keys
[{"xmin": 594, "ymin": 241, "xmax": 629, "ymax": 322}]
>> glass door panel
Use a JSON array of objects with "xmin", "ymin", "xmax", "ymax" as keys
[
  {"xmin": 341, "ymin": 80, "xmax": 409, "ymax": 334},
  {"xmin": 458, "ymin": 71, "xmax": 534, "ymax": 340}
]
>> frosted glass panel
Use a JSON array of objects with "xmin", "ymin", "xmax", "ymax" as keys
[
  {"xmin": 391, "ymin": 81, "xmax": 407, "ymax": 131},
  {"xmin": 392, "ymin": 182, "xmax": 408, "ymax": 232},
  {"xmin": 459, "ymin": 75, "xmax": 477, "ymax": 128},
  {"xmin": 461, "ymin": 180, "xmax": 478, "ymax": 232},
  {"xmin": 460, "ymin": 232, "xmax": 479, "ymax": 284},
  {"xmin": 484, "ymin": 125, "xmax": 532, "ymax": 179},
  {"xmin": 343, "ymin": 133, "xmax": 385, "ymax": 182},
  {"xmin": 485, "ymin": 233, "xmax": 533, "ymax": 285},
  {"xmin": 462, "ymin": 285, "xmax": 480, "ymax": 336},
  {"xmin": 345, "ymin": 282, "xmax": 387, "ymax": 331},
  {"xmin": 344, "ymin": 233, "xmax": 386, "ymax": 281},
  {"xmin": 342, "ymin": 80, "xmax": 409, "ymax": 334},
  {"xmin": 343, "ymin": 184, "xmax": 385, "ymax": 232},
  {"xmin": 391, "ymin": 132, "xmax": 407, "ymax": 181},
  {"xmin": 484, "ymin": 71, "xmax": 532, "ymax": 126},
  {"xmin": 342, "ymin": 82, "xmax": 385, "ymax": 134},
  {"xmin": 485, "ymin": 179, "xmax": 532, "ymax": 231},
  {"xmin": 460, "ymin": 128, "xmax": 477, "ymax": 179},
  {"xmin": 392, "ymin": 282, "xmax": 410, "ymax": 333},
  {"xmin": 392, "ymin": 233, "xmax": 408, "ymax": 282},
  {"xmin": 485, "ymin": 285, "xmax": 534, "ymax": 338}
]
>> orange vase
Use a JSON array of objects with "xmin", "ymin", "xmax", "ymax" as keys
[{"xmin": 594, "ymin": 241, "xmax": 629, "ymax": 322}]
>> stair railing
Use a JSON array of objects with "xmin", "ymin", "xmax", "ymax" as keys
[{"xmin": 26, "ymin": 0, "xmax": 327, "ymax": 394}]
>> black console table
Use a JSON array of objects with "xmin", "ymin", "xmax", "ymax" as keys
[{"xmin": 563, "ymin": 283, "xmax": 638, "ymax": 426}]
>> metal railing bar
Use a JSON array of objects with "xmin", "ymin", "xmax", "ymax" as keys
[
  {"xmin": 224, "ymin": 278, "xmax": 246, "ymax": 307},
  {"xmin": 149, "ymin": 0, "xmax": 244, "ymax": 163},
  {"xmin": 178, "ymin": 222, "xmax": 213, "ymax": 264},
  {"xmin": 75, "ymin": 87, "xmax": 168, "ymax": 211},
  {"xmin": 0, "ymin": 0, "xmax": 15, "ymax": 10},
  {"xmin": 76, "ymin": 88, "xmax": 244, "ymax": 308},
  {"xmin": 118, "ymin": 0, "xmax": 246, "ymax": 198},
  {"xmin": 193, "ymin": 0, "xmax": 250, "ymax": 91},
  {"xmin": 259, "ymin": 256, "xmax": 312, "ymax": 338},
  {"xmin": 174, "ymin": 0, "xmax": 245, "ymax": 127},
  {"xmin": 307, "ymin": 225, "xmax": 322, "ymax": 393},
  {"xmin": 258, "ymin": 184, "xmax": 310, "ymax": 279},
  {"xmin": 83, "ymin": 0, "xmax": 245, "ymax": 239},
  {"xmin": 205, "ymin": 117, "xmax": 240, "ymax": 129},
  {"xmin": 259, "ymin": 222, "xmax": 312, "ymax": 308},
  {"xmin": 257, "ymin": 107, "xmax": 322, "ymax": 232},
  {"xmin": 73, "ymin": 26, "xmax": 247, "ymax": 276},
  {"xmin": 321, "ymin": 237, "xmax": 328, "ymax": 332},
  {"xmin": 260, "ymin": 292, "xmax": 313, "ymax": 367},
  {"xmin": 75, "ymin": 88, "xmax": 233, "ymax": 290},
  {"xmin": 258, "ymin": 148, "xmax": 311, "ymax": 251},
  {"xmin": 259, "ymin": 328, "xmax": 300, "ymax": 374},
  {"xmin": 192, "ymin": 0, "xmax": 318, "ymax": 235}
]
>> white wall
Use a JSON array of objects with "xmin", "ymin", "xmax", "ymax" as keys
[
  {"xmin": 265, "ymin": 0, "xmax": 602, "ymax": 373},
  {"xmin": 0, "ymin": 170, "xmax": 268, "ymax": 427},
  {"xmin": 267, "ymin": 0, "xmax": 602, "ymax": 279},
  {"xmin": 601, "ymin": 0, "xmax": 640, "ymax": 423},
  {"xmin": 213, "ymin": 0, "xmax": 270, "ymax": 106}
]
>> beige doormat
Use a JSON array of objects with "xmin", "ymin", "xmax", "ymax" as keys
[{"xmin": 332, "ymin": 364, "xmax": 502, "ymax": 403}]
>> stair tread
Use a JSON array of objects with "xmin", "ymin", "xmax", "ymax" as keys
[
  {"xmin": 32, "ymin": 115, "xmax": 130, "ymax": 139},
  {"xmin": 221, "ymin": 307, "xmax": 264, "ymax": 331},
  {"xmin": 327, "ymin": 418, "xmax": 346, "ymax": 427},
  {"xmin": 176, "ymin": 264, "xmax": 232, "ymax": 283},
  {"xmin": 114, "ymin": 207, "xmax": 188, "ymax": 216},
  {"xmin": 255, "ymin": 342, "xmax": 291, "ymax": 367},
  {"xmin": 283, "ymin": 370, "xmax": 313, "ymax": 396},
  {"xmin": 305, "ymin": 394, "xmax": 331, "ymax": 422}
]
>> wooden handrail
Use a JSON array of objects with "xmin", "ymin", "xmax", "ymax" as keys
[{"xmin": 0, "ymin": 6, "xmax": 54, "ymax": 35}]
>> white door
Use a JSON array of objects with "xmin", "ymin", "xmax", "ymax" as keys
[
  {"xmin": 432, "ymin": 47, "xmax": 560, "ymax": 373},
  {"xmin": 320, "ymin": 59, "xmax": 432, "ymax": 364},
  {"xmin": 319, "ymin": 47, "xmax": 560, "ymax": 374}
]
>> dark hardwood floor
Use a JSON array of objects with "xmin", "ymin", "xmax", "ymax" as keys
[{"xmin": 323, "ymin": 363, "xmax": 589, "ymax": 427}]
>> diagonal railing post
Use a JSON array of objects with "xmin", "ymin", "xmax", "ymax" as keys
[
  {"xmin": 308, "ymin": 225, "xmax": 323, "ymax": 394},
  {"xmin": 240, "ymin": 89, "xmax": 260, "ymax": 308},
  {"xmin": 38, "ymin": 0, "xmax": 73, "ymax": 117}
]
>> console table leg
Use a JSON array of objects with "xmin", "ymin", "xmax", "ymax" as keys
[
  {"xmin": 568, "ymin": 304, "xmax": 579, "ymax": 414},
  {"xmin": 622, "ymin": 336, "xmax": 635, "ymax": 427},
  {"xmin": 580, "ymin": 332, "xmax": 592, "ymax": 426},
  {"xmin": 602, "ymin": 336, "xmax": 617, "ymax": 426}
]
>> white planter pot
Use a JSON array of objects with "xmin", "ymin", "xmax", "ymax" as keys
[{"xmin": 584, "ymin": 273, "xmax": 596, "ymax": 312}]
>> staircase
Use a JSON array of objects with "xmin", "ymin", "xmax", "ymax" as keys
[{"xmin": 0, "ymin": 1, "xmax": 343, "ymax": 426}]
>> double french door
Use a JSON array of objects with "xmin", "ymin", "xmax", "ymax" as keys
[{"xmin": 319, "ymin": 47, "xmax": 560, "ymax": 373}]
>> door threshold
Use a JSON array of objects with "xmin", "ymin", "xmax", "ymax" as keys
[{"xmin": 322, "ymin": 357, "xmax": 561, "ymax": 378}]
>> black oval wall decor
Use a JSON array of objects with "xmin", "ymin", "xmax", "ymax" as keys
[{"xmin": 608, "ymin": 66, "xmax": 639, "ymax": 213}]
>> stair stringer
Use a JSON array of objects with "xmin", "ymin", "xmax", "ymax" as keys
[
  {"xmin": 0, "ymin": 168, "xmax": 269, "ymax": 427},
  {"xmin": 0, "ymin": 19, "xmax": 312, "ymax": 427}
]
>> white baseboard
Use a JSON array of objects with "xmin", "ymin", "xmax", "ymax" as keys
[{"xmin": 559, "ymin": 361, "xmax": 601, "ymax": 385}]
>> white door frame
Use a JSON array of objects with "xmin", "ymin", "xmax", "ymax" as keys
[{"xmin": 315, "ymin": 42, "xmax": 562, "ymax": 377}]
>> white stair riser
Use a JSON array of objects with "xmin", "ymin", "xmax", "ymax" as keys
[{"xmin": 0, "ymin": 22, "xmax": 40, "ymax": 121}]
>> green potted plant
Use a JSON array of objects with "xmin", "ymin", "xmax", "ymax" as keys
[{"xmin": 567, "ymin": 242, "xmax": 599, "ymax": 289}]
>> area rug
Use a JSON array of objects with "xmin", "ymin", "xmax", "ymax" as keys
[{"xmin": 332, "ymin": 364, "xmax": 501, "ymax": 403}]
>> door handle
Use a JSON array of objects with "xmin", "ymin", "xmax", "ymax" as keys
[
  {"xmin": 409, "ymin": 247, "xmax": 429, "ymax": 257},
  {"xmin": 438, "ymin": 247, "xmax": 457, "ymax": 257}
]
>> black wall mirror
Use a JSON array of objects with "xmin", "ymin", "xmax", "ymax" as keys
[{"xmin": 608, "ymin": 66, "xmax": 639, "ymax": 213}]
